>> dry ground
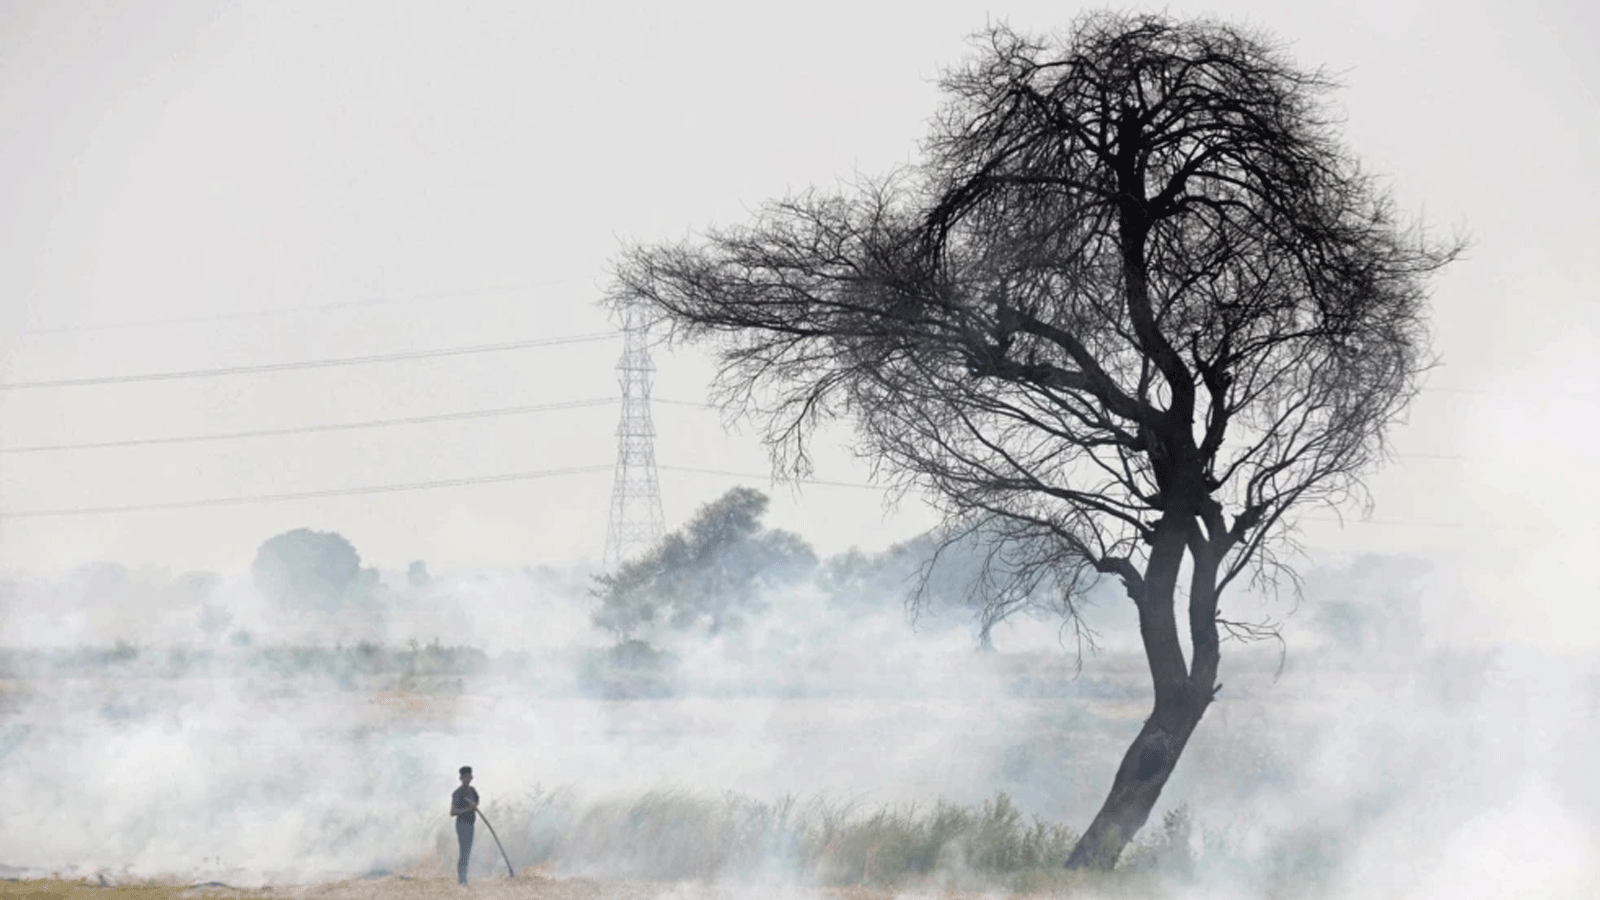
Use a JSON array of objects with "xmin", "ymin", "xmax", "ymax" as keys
[{"xmin": 0, "ymin": 873, "xmax": 1089, "ymax": 900}]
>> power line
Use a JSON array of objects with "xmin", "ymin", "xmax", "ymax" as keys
[
  {"xmin": 0, "ymin": 458, "xmax": 1559, "ymax": 533},
  {"xmin": 0, "ymin": 398, "xmax": 618, "ymax": 454},
  {"xmin": 0, "ymin": 464, "xmax": 878, "ymax": 519},
  {"xmin": 0, "ymin": 391, "xmax": 1467, "ymax": 460},
  {"xmin": 657, "ymin": 466, "xmax": 1561, "ymax": 532},
  {"xmin": 0, "ymin": 465, "xmax": 614, "ymax": 519},
  {"xmin": 654, "ymin": 397, "xmax": 1467, "ymax": 459},
  {"xmin": 16, "ymin": 282, "xmax": 567, "ymax": 336},
  {"xmin": 1299, "ymin": 515, "xmax": 1547, "ymax": 532},
  {"xmin": 0, "ymin": 332, "xmax": 616, "ymax": 390},
  {"xmin": 0, "ymin": 383, "xmax": 1474, "ymax": 460},
  {"xmin": 657, "ymin": 464, "xmax": 884, "ymax": 491}
]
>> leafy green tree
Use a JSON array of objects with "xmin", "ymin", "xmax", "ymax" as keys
[
  {"xmin": 592, "ymin": 487, "xmax": 818, "ymax": 642},
  {"xmin": 406, "ymin": 560, "xmax": 432, "ymax": 588},
  {"xmin": 251, "ymin": 528, "xmax": 363, "ymax": 612}
]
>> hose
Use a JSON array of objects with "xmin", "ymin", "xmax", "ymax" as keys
[{"xmin": 473, "ymin": 807, "xmax": 516, "ymax": 878}]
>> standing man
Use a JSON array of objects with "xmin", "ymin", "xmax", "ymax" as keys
[{"xmin": 449, "ymin": 765, "xmax": 479, "ymax": 885}]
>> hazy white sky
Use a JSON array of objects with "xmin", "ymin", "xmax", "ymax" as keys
[{"xmin": 1, "ymin": 0, "xmax": 1595, "ymax": 644}]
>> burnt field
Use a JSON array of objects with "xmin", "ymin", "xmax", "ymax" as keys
[
  {"xmin": 0, "ymin": 637, "xmax": 1529, "ymax": 898},
  {"xmin": 0, "ymin": 641, "xmax": 1307, "ymax": 884}
]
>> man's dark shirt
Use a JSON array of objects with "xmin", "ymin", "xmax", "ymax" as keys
[{"xmin": 452, "ymin": 785, "xmax": 479, "ymax": 825}]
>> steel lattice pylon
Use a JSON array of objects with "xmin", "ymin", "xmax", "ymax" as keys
[{"xmin": 602, "ymin": 301, "xmax": 666, "ymax": 570}]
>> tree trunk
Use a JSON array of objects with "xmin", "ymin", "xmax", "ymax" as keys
[
  {"xmin": 1064, "ymin": 517, "xmax": 1222, "ymax": 870},
  {"xmin": 1062, "ymin": 681, "xmax": 1213, "ymax": 869}
]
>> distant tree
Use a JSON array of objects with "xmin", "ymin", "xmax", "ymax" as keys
[
  {"xmin": 174, "ymin": 570, "xmax": 222, "ymax": 602},
  {"xmin": 592, "ymin": 487, "xmax": 818, "ymax": 642},
  {"xmin": 942, "ymin": 520, "xmax": 1100, "ymax": 652},
  {"xmin": 407, "ymin": 560, "xmax": 432, "ymax": 588},
  {"xmin": 1307, "ymin": 554, "xmax": 1429, "ymax": 653},
  {"xmin": 609, "ymin": 12, "xmax": 1460, "ymax": 867},
  {"xmin": 817, "ymin": 537, "xmax": 939, "ymax": 611},
  {"xmin": 351, "ymin": 565, "xmax": 382, "ymax": 603},
  {"xmin": 818, "ymin": 523, "xmax": 1074, "ymax": 650},
  {"xmin": 251, "ymin": 528, "xmax": 363, "ymax": 612},
  {"xmin": 197, "ymin": 600, "xmax": 233, "ymax": 640}
]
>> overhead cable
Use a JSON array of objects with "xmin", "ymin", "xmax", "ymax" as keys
[
  {"xmin": 0, "ymin": 398, "xmax": 618, "ymax": 453},
  {"xmin": 0, "ymin": 465, "xmax": 614, "ymax": 519},
  {"xmin": 656, "ymin": 464, "xmax": 882, "ymax": 490},
  {"xmin": 0, "ymin": 461, "xmax": 1556, "ymax": 532},
  {"xmin": 0, "ymin": 333, "xmax": 616, "ymax": 390},
  {"xmin": 17, "ymin": 282, "xmax": 566, "ymax": 336}
]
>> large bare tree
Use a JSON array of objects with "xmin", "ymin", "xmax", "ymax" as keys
[{"xmin": 608, "ymin": 12, "xmax": 1459, "ymax": 868}]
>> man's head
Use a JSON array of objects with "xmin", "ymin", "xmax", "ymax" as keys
[{"xmin": 459, "ymin": 766, "xmax": 472, "ymax": 784}]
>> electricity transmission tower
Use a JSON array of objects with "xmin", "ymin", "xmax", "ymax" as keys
[{"xmin": 602, "ymin": 300, "xmax": 666, "ymax": 570}]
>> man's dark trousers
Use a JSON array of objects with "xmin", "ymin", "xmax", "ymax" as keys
[{"xmin": 456, "ymin": 818, "xmax": 474, "ymax": 884}]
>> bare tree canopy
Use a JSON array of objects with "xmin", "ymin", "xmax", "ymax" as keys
[{"xmin": 609, "ymin": 11, "xmax": 1459, "ymax": 868}]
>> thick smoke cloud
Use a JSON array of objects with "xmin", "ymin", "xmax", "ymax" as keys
[{"xmin": 1, "ymin": 516, "xmax": 1596, "ymax": 897}]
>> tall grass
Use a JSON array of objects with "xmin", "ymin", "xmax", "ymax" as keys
[
  {"xmin": 0, "ymin": 641, "xmax": 489, "ymax": 684},
  {"xmin": 420, "ymin": 787, "xmax": 1194, "ymax": 893}
]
